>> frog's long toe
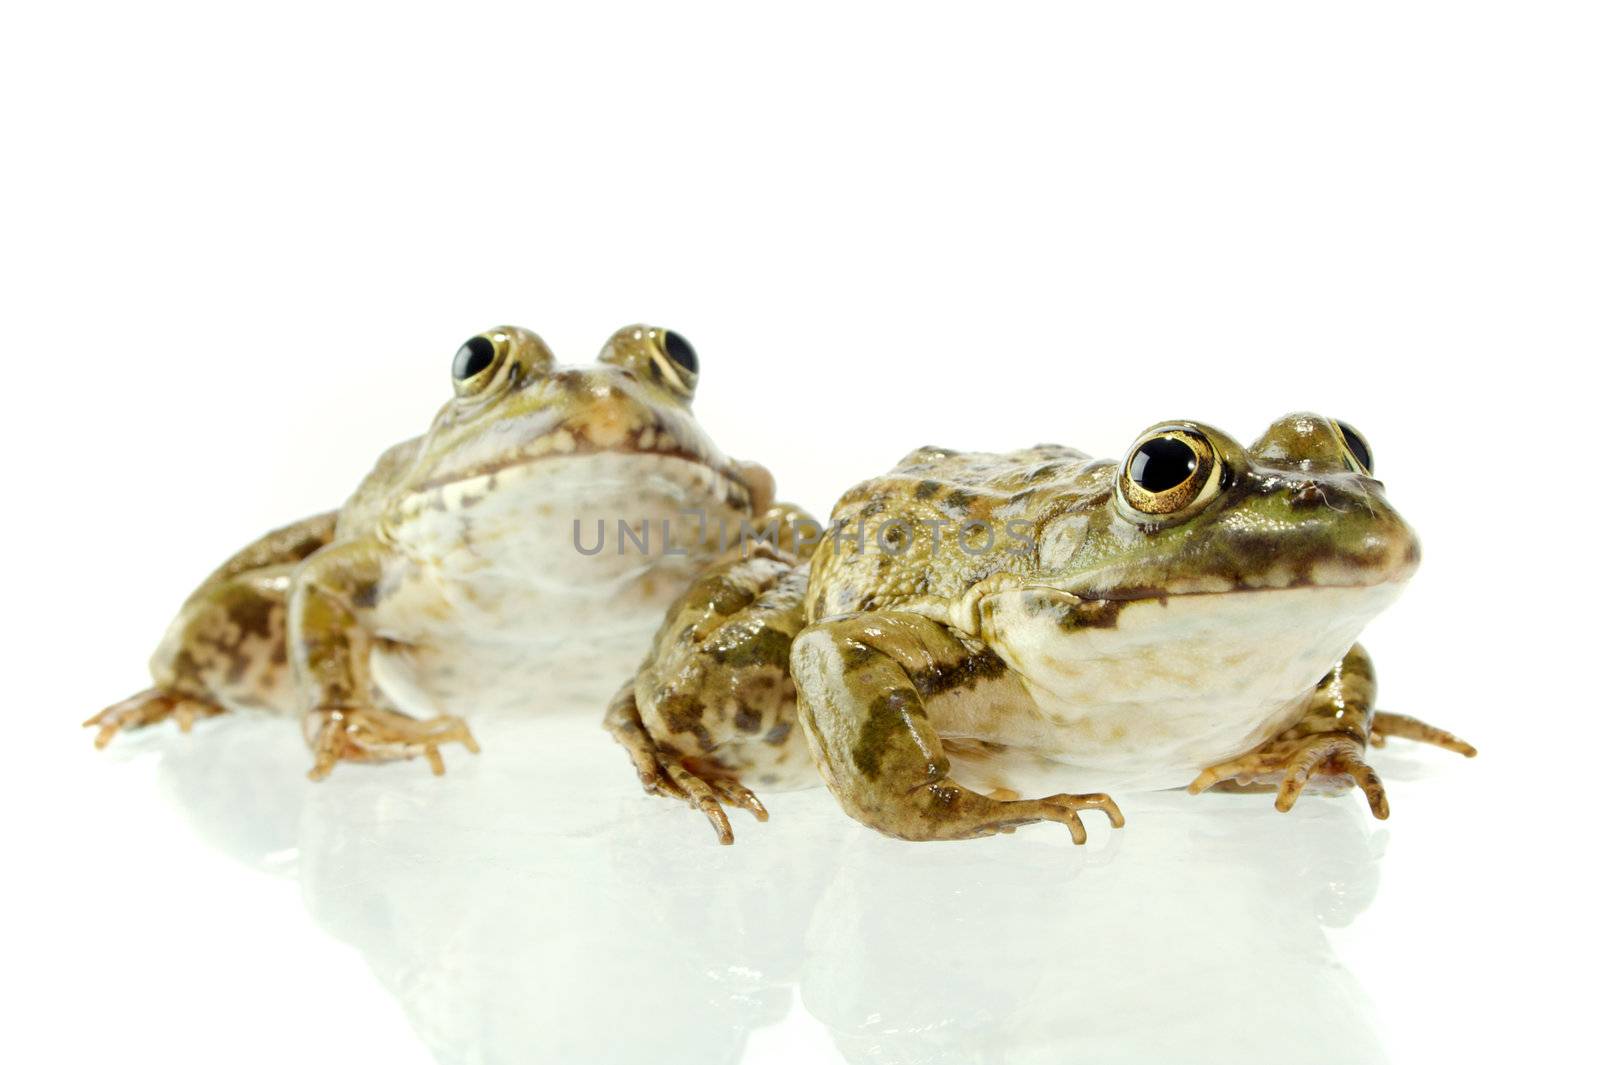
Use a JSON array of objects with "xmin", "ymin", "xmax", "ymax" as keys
[
  {"xmin": 1032, "ymin": 792, "xmax": 1126, "ymax": 845},
  {"xmin": 85, "ymin": 688, "xmax": 225, "ymax": 748},
  {"xmin": 662, "ymin": 763, "xmax": 736, "ymax": 844},
  {"xmin": 604, "ymin": 679, "xmax": 771, "ymax": 844},
  {"xmin": 659, "ymin": 762, "xmax": 770, "ymax": 845},
  {"xmin": 624, "ymin": 744, "xmax": 770, "ymax": 845},
  {"xmin": 1369, "ymin": 712, "xmax": 1477, "ymax": 757},
  {"xmin": 710, "ymin": 777, "xmax": 769, "ymax": 822},
  {"xmin": 305, "ymin": 706, "xmax": 479, "ymax": 781},
  {"xmin": 1277, "ymin": 735, "xmax": 1388, "ymax": 817},
  {"xmin": 1189, "ymin": 733, "xmax": 1390, "ymax": 819}
]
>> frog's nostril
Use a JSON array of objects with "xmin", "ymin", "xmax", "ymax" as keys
[{"xmin": 1290, "ymin": 483, "xmax": 1327, "ymax": 508}]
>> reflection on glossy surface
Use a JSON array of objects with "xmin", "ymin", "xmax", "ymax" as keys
[{"xmin": 153, "ymin": 711, "xmax": 1388, "ymax": 1065}]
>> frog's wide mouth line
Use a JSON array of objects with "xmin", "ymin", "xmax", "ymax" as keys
[
  {"xmin": 1064, "ymin": 577, "xmax": 1412, "ymax": 604},
  {"xmin": 417, "ymin": 445, "xmax": 761, "ymax": 512}
]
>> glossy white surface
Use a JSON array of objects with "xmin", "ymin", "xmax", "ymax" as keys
[{"xmin": 12, "ymin": 696, "xmax": 1588, "ymax": 1065}]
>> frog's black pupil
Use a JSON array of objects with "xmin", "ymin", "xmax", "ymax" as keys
[
  {"xmin": 1129, "ymin": 437, "xmax": 1198, "ymax": 493},
  {"xmin": 453, "ymin": 336, "xmax": 495, "ymax": 380},
  {"xmin": 662, "ymin": 330, "xmax": 698, "ymax": 374},
  {"xmin": 1336, "ymin": 420, "xmax": 1373, "ymax": 472}
]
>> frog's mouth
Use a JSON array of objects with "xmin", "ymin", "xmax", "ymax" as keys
[
  {"xmin": 1056, "ymin": 530, "xmax": 1422, "ymax": 603},
  {"xmin": 416, "ymin": 437, "xmax": 773, "ymax": 519},
  {"xmin": 395, "ymin": 447, "xmax": 772, "ymax": 591}
]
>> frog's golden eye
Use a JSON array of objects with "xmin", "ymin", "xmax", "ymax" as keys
[
  {"xmin": 661, "ymin": 330, "xmax": 698, "ymax": 375},
  {"xmin": 454, "ymin": 326, "xmax": 555, "ymax": 399},
  {"xmin": 452, "ymin": 335, "xmax": 498, "ymax": 384},
  {"xmin": 1119, "ymin": 429, "xmax": 1222, "ymax": 517},
  {"xmin": 1334, "ymin": 420, "xmax": 1373, "ymax": 474},
  {"xmin": 599, "ymin": 325, "xmax": 698, "ymax": 399},
  {"xmin": 649, "ymin": 329, "xmax": 699, "ymax": 396}
]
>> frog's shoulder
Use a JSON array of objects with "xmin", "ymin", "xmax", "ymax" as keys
[{"xmin": 336, "ymin": 435, "xmax": 424, "ymax": 536}]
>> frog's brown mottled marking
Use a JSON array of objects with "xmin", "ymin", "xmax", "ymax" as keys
[{"xmin": 907, "ymin": 645, "xmax": 1008, "ymax": 696}]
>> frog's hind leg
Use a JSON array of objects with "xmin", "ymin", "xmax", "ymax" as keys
[
  {"xmin": 87, "ymin": 561, "xmax": 302, "ymax": 746},
  {"xmin": 1188, "ymin": 643, "xmax": 1476, "ymax": 818},
  {"xmin": 87, "ymin": 513, "xmax": 337, "ymax": 749}
]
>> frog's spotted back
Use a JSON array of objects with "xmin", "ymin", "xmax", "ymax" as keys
[{"xmin": 811, "ymin": 444, "xmax": 1109, "ymax": 618}]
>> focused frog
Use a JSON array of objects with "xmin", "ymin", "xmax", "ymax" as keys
[
  {"xmin": 89, "ymin": 324, "xmax": 784, "ymax": 778},
  {"xmin": 607, "ymin": 413, "xmax": 1475, "ymax": 843}
]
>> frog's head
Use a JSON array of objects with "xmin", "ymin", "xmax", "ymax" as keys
[
  {"xmin": 391, "ymin": 324, "xmax": 773, "ymax": 574},
  {"xmin": 994, "ymin": 414, "xmax": 1420, "ymax": 770},
  {"xmin": 1039, "ymin": 413, "xmax": 1418, "ymax": 599}
]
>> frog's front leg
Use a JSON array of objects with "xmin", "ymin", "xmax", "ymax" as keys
[
  {"xmin": 793, "ymin": 613, "xmax": 1124, "ymax": 844},
  {"xmin": 1188, "ymin": 643, "xmax": 1476, "ymax": 817},
  {"xmin": 290, "ymin": 540, "xmax": 478, "ymax": 780},
  {"xmin": 604, "ymin": 678, "xmax": 768, "ymax": 845},
  {"xmin": 604, "ymin": 550, "xmax": 811, "ymax": 843}
]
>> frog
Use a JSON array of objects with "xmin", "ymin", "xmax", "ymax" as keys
[
  {"xmin": 87, "ymin": 323, "xmax": 786, "ymax": 779},
  {"xmin": 606, "ymin": 413, "xmax": 1475, "ymax": 844}
]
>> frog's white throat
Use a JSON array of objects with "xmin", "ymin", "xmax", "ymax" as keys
[
  {"xmin": 368, "ymin": 451, "xmax": 754, "ymax": 716},
  {"xmin": 972, "ymin": 582, "xmax": 1406, "ymax": 791},
  {"xmin": 391, "ymin": 450, "xmax": 751, "ymax": 592}
]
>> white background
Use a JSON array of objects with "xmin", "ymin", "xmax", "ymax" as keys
[{"xmin": 3, "ymin": 3, "xmax": 1596, "ymax": 1063}]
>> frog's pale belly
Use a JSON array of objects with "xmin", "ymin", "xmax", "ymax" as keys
[
  {"xmin": 952, "ymin": 584, "xmax": 1404, "ymax": 793},
  {"xmin": 365, "ymin": 562, "xmax": 705, "ymax": 718},
  {"xmin": 366, "ymin": 450, "xmax": 741, "ymax": 717},
  {"xmin": 369, "ymin": 620, "xmax": 659, "ymax": 718}
]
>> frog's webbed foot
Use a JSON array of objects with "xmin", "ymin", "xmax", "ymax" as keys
[
  {"xmin": 84, "ymin": 688, "xmax": 226, "ymax": 748},
  {"xmin": 305, "ymin": 706, "xmax": 480, "ymax": 781},
  {"xmin": 1369, "ymin": 712, "xmax": 1477, "ymax": 757},
  {"xmin": 604, "ymin": 683, "xmax": 767, "ymax": 845},
  {"xmin": 1189, "ymin": 734, "xmax": 1390, "ymax": 818}
]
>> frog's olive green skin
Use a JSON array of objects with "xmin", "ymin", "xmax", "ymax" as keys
[
  {"xmin": 608, "ymin": 413, "xmax": 1475, "ymax": 844},
  {"xmin": 89, "ymin": 324, "xmax": 784, "ymax": 778}
]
